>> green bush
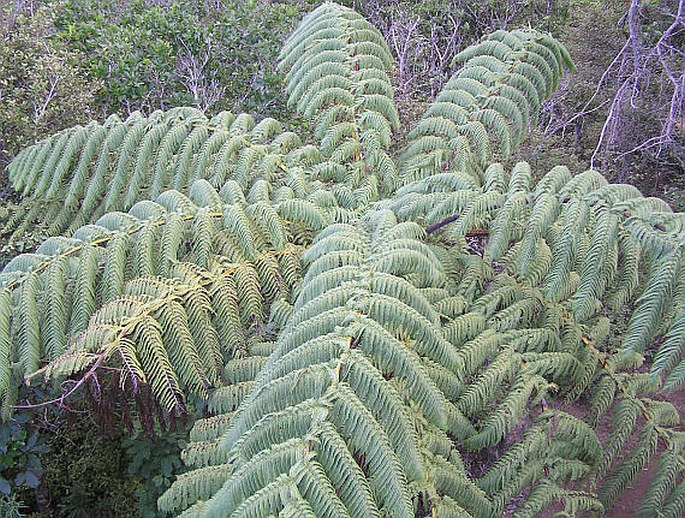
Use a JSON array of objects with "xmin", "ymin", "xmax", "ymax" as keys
[
  {"xmin": 0, "ymin": 4, "xmax": 97, "ymax": 168},
  {"xmin": 40, "ymin": 419, "xmax": 138, "ymax": 517},
  {"xmin": 55, "ymin": 0, "xmax": 305, "ymax": 118}
]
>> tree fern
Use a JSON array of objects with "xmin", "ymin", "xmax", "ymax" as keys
[{"xmin": 4, "ymin": 3, "xmax": 685, "ymax": 516}]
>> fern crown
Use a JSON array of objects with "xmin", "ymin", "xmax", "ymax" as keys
[{"xmin": 3, "ymin": 3, "xmax": 685, "ymax": 517}]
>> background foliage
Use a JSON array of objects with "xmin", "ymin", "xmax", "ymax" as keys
[{"xmin": 0, "ymin": 3, "xmax": 97, "ymax": 169}]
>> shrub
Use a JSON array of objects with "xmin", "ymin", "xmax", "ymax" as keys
[{"xmin": 0, "ymin": 3, "xmax": 97, "ymax": 168}]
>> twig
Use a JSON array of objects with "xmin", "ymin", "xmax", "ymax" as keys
[
  {"xmin": 13, "ymin": 350, "xmax": 108, "ymax": 410},
  {"xmin": 426, "ymin": 213, "xmax": 460, "ymax": 234}
]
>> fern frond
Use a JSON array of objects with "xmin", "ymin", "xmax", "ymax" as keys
[
  {"xmin": 4, "ymin": 108, "xmax": 327, "ymax": 239},
  {"xmin": 401, "ymin": 29, "xmax": 573, "ymax": 185},
  {"xmin": 278, "ymin": 2, "xmax": 398, "ymax": 195}
]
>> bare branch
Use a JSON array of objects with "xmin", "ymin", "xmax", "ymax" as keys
[
  {"xmin": 33, "ymin": 72, "xmax": 59, "ymax": 123},
  {"xmin": 550, "ymin": 0, "xmax": 684, "ymax": 173}
]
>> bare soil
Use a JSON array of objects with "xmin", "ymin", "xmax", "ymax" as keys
[{"xmin": 602, "ymin": 386, "xmax": 685, "ymax": 517}]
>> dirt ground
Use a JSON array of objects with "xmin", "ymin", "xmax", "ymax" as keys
[
  {"xmin": 533, "ymin": 385, "xmax": 685, "ymax": 518},
  {"xmin": 600, "ymin": 386, "xmax": 685, "ymax": 517}
]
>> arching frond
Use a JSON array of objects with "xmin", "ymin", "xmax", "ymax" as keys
[{"xmin": 400, "ymin": 29, "xmax": 573, "ymax": 185}]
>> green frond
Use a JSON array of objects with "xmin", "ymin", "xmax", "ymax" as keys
[
  {"xmin": 277, "ymin": 2, "xmax": 398, "ymax": 194},
  {"xmin": 69, "ymin": 244, "xmax": 100, "ymax": 335},
  {"xmin": 572, "ymin": 210, "xmax": 619, "ymax": 320},
  {"xmin": 463, "ymin": 374, "xmax": 550, "ymax": 449},
  {"xmin": 4, "ymin": 107, "xmax": 331, "ymax": 238},
  {"xmin": 595, "ymin": 397, "xmax": 641, "ymax": 480},
  {"xmin": 400, "ymin": 29, "xmax": 572, "ymax": 185},
  {"xmin": 41, "ymin": 257, "xmax": 69, "ymax": 360},
  {"xmin": 655, "ymin": 310, "xmax": 685, "ymax": 388},
  {"xmin": 598, "ymin": 422, "xmax": 659, "ymax": 507},
  {"xmin": 159, "ymin": 464, "xmax": 232, "ymax": 515},
  {"xmin": 15, "ymin": 272, "xmax": 41, "ymax": 375},
  {"xmin": 623, "ymin": 249, "xmax": 680, "ymax": 354}
]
